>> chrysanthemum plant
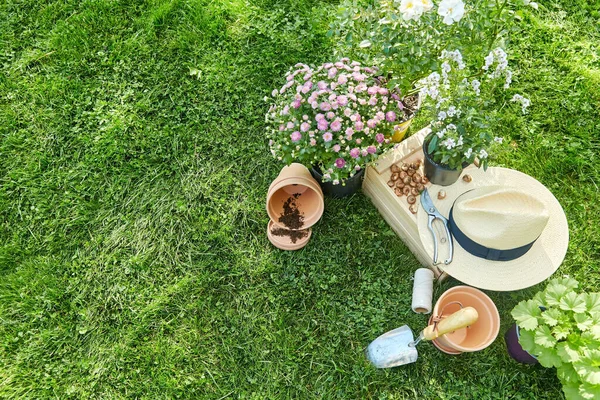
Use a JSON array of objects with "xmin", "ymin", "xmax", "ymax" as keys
[
  {"xmin": 511, "ymin": 277, "xmax": 600, "ymax": 400},
  {"xmin": 418, "ymin": 48, "xmax": 530, "ymax": 170},
  {"xmin": 266, "ymin": 59, "xmax": 408, "ymax": 184},
  {"xmin": 330, "ymin": 0, "xmax": 538, "ymax": 96}
]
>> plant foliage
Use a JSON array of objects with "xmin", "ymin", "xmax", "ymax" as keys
[{"xmin": 512, "ymin": 277, "xmax": 600, "ymax": 400}]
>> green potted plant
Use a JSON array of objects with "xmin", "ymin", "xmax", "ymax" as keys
[
  {"xmin": 510, "ymin": 277, "xmax": 600, "ymax": 400},
  {"xmin": 265, "ymin": 59, "xmax": 412, "ymax": 198},
  {"xmin": 329, "ymin": 0, "xmax": 538, "ymax": 138},
  {"xmin": 417, "ymin": 48, "xmax": 530, "ymax": 185}
]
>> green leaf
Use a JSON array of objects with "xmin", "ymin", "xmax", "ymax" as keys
[
  {"xmin": 554, "ymin": 276, "xmax": 579, "ymax": 291},
  {"xmin": 581, "ymin": 331, "xmax": 600, "ymax": 348},
  {"xmin": 557, "ymin": 342, "xmax": 582, "ymax": 363},
  {"xmin": 537, "ymin": 347, "xmax": 563, "ymax": 368},
  {"xmin": 518, "ymin": 329, "xmax": 538, "ymax": 355},
  {"xmin": 427, "ymin": 135, "xmax": 438, "ymax": 154},
  {"xmin": 560, "ymin": 292, "xmax": 587, "ymax": 313},
  {"xmin": 558, "ymin": 363, "xmax": 581, "ymax": 384},
  {"xmin": 562, "ymin": 382, "xmax": 583, "ymax": 400},
  {"xmin": 585, "ymin": 293, "xmax": 600, "ymax": 314},
  {"xmin": 589, "ymin": 314, "xmax": 600, "ymax": 340},
  {"xmin": 535, "ymin": 325, "xmax": 558, "ymax": 348},
  {"xmin": 553, "ymin": 324, "xmax": 572, "ymax": 340},
  {"xmin": 512, "ymin": 300, "xmax": 541, "ymax": 331},
  {"xmin": 579, "ymin": 383, "xmax": 600, "ymax": 400},
  {"xmin": 545, "ymin": 283, "xmax": 569, "ymax": 306},
  {"xmin": 574, "ymin": 350, "xmax": 600, "ymax": 385},
  {"xmin": 575, "ymin": 313, "xmax": 594, "ymax": 332},
  {"xmin": 542, "ymin": 308, "xmax": 563, "ymax": 327}
]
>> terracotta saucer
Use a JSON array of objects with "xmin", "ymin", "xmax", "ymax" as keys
[{"xmin": 267, "ymin": 220, "xmax": 311, "ymax": 250}]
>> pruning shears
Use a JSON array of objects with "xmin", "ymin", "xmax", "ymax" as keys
[{"xmin": 421, "ymin": 188, "xmax": 453, "ymax": 265}]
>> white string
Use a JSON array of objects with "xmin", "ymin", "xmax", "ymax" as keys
[{"xmin": 411, "ymin": 268, "xmax": 434, "ymax": 314}]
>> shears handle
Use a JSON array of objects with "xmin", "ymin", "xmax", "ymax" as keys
[{"xmin": 427, "ymin": 215, "xmax": 439, "ymax": 265}]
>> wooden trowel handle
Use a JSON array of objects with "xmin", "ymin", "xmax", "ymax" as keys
[{"xmin": 422, "ymin": 307, "xmax": 479, "ymax": 340}]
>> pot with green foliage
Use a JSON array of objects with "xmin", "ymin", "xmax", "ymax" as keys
[
  {"xmin": 417, "ymin": 49, "xmax": 531, "ymax": 185},
  {"xmin": 511, "ymin": 277, "xmax": 600, "ymax": 400}
]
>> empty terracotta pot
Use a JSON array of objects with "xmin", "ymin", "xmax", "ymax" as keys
[
  {"xmin": 266, "ymin": 163, "xmax": 324, "ymax": 230},
  {"xmin": 429, "ymin": 286, "xmax": 500, "ymax": 354}
]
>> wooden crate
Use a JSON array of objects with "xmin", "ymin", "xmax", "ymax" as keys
[{"xmin": 362, "ymin": 127, "xmax": 476, "ymax": 280}]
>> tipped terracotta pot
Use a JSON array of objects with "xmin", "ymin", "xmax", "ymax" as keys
[
  {"xmin": 266, "ymin": 163, "xmax": 324, "ymax": 231},
  {"xmin": 428, "ymin": 286, "xmax": 500, "ymax": 354},
  {"xmin": 267, "ymin": 220, "xmax": 312, "ymax": 251}
]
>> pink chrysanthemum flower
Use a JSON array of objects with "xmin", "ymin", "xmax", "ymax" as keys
[
  {"xmin": 376, "ymin": 133, "xmax": 385, "ymax": 143},
  {"xmin": 291, "ymin": 131, "xmax": 302, "ymax": 142},
  {"xmin": 335, "ymin": 158, "xmax": 346, "ymax": 168},
  {"xmin": 322, "ymin": 132, "xmax": 333, "ymax": 142},
  {"xmin": 330, "ymin": 120, "xmax": 342, "ymax": 131},
  {"xmin": 350, "ymin": 148, "xmax": 360, "ymax": 159}
]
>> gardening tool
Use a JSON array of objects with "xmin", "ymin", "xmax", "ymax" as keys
[
  {"xmin": 421, "ymin": 188, "xmax": 453, "ymax": 265},
  {"xmin": 366, "ymin": 306, "xmax": 478, "ymax": 368}
]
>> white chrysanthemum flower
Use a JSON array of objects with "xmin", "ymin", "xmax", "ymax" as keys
[
  {"xmin": 464, "ymin": 148, "xmax": 473, "ymax": 158},
  {"xmin": 457, "ymin": 135, "xmax": 464, "ymax": 146},
  {"xmin": 438, "ymin": 111, "xmax": 447, "ymax": 120},
  {"xmin": 494, "ymin": 137, "xmax": 503, "ymax": 144},
  {"xmin": 479, "ymin": 149, "xmax": 489, "ymax": 159}
]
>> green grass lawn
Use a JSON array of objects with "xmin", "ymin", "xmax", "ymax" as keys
[{"xmin": 1, "ymin": 0, "xmax": 599, "ymax": 398}]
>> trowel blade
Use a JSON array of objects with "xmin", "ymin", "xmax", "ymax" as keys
[{"xmin": 366, "ymin": 325, "xmax": 418, "ymax": 368}]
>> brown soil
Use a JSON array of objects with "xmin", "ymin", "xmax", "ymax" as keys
[
  {"xmin": 271, "ymin": 226, "xmax": 309, "ymax": 244},
  {"xmin": 278, "ymin": 193, "xmax": 304, "ymax": 229}
]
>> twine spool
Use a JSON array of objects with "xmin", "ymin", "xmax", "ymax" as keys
[{"xmin": 411, "ymin": 268, "xmax": 434, "ymax": 314}]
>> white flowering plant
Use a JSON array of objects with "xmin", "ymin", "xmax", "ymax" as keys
[
  {"xmin": 330, "ymin": 0, "xmax": 538, "ymax": 95},
  {"xmin": 266, "ymin": 59, "xmax": 411, "ymax": 184},
  {"xmin": 419, "ymin": 48, "xmax": 531, "ymax": 170}
]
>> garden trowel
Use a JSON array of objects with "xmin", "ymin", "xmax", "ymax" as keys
[{"xmin": 366, "ymin": 306, "xmax": 478, "ymax": 368}]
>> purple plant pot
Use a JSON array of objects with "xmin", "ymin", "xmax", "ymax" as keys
[{"xmin": 505, "ymin": 323, "xmax": 538, "ymax": 364}]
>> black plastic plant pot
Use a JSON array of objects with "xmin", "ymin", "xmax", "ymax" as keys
[
  {"xmin": 505, "ymin": 323, "xmax": 539, "ymax": 364},
  {"xmin": 310, "ymin": 166, "xmax": 364, "ymax": 198},
  {"xmin": 422, "ymin": 135, "xmax": 467, "ymax": 186}
]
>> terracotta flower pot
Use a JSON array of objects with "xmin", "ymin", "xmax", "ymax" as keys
[
  {"xmin": 429, "ymin": 286, "xmax": 500, "ymax": 354},
  {"xmin": 266, "ymin": 163, "xmax": 324, "ymax": 230},
  {"xmin": 267, "ymin": 220, "xmax": 312, "ymax": 251}
]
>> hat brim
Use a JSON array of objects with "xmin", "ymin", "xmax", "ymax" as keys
[{"xmin": 417, "ymin": 167, "xmax": 569, "ymax": 291}]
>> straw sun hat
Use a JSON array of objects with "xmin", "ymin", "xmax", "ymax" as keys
[{"xmin": 417, "ymin": 167, "xmax": 569, "ymax": 291}]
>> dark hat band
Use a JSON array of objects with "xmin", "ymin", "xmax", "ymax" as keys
[{"xmin": 448, "ymin": 207, "xmax": 537, "ymax": 262}]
